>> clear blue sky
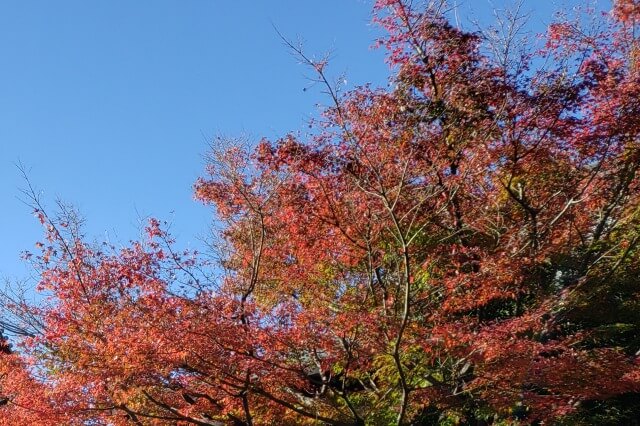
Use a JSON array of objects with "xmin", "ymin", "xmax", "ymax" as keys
[{"xmin": 0, "ymin": 1, "xmax": 606, "ymax": 281}]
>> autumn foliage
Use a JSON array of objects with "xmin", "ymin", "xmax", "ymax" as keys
[{"xmin": 2, "ymin": 1, "xmax": 640, "ymax": 424}]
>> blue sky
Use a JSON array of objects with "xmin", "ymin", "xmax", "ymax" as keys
[{"xmin": 0, "ymin": 1, "xmax": 606, "ymax": 281}]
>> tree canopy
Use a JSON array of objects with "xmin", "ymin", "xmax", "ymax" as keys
[{"xmin": 2, "ymin": 1, "xmax": 640, "ymax": 424}]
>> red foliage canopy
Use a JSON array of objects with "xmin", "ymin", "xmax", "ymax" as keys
[{"xmin": 2, "ymin": 1, "xmax": 640, "ymax": 424}]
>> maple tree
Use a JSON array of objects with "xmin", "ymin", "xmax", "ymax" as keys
[{"xmin": 2, "ymin": 0, "xmax": 640, "ymax": 424}]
